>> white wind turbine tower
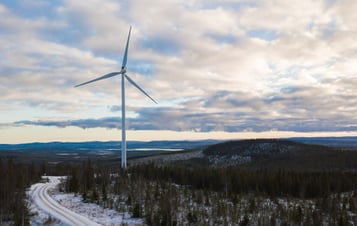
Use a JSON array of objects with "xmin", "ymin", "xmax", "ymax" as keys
[{"xmin": 75, "ymin": 26, "xmax": 157, "ymax": 169}]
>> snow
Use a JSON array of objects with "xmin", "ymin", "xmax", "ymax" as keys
[
  {"xmin": 52, "ymin": 193, "xmax": 143, "ymax": 226},
  {"xmin": 27, "ymin": 176, "xmax": 144, "ymax": 226}
]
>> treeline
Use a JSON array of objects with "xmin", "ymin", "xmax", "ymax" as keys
[
  {"xmin": 63, "ymin": 161, "xmax": 357, "ymax": 225},
  {"xmin": 65, "ymin": 160, "xmax": 112, "ymax": 203},
  {"xmin": 130, "ymin": 164, "xmax": 357, "ymax": 198},
  {"xmin": 0, "ymin": 158, "xmax": 69, "ymax": 225},
  {"xmin": 0, "ymin": 158, "xmax": 43, "ymax": 225}
]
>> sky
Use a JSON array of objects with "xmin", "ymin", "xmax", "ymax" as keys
[{"xmin": 1, "ymin": 0, "xmax": 357, "ymax": 144}]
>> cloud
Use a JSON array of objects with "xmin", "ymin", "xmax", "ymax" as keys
[
  {"xmin": 13, "ymin": 82, "xmax": 357, "ymax": 133},
  {"xmin": 15, "ymin": 117, "xmax": 120, "ymax": 129},
  {"xmin": 1, "ymin": 0, "xmax": 357, "ymax": 139}
]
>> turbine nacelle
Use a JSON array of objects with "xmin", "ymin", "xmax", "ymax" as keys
[{"xmin": 120, "ymin": 66, "xmax": 126, "ymax": 74}]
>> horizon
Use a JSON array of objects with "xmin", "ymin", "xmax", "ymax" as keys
[
  {"xmin": 1, "ymin": 1, "xmax": 356, "ymax": 144},
  {"xmin": 1, "ymin": 132, "xmax": 356, "ymax": 145}
]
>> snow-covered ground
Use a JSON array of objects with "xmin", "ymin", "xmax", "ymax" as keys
[{"xmin": 27, "ymin": 176, "xmax": 144, "ymax": 226}]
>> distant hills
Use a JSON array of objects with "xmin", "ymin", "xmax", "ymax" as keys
[
  {"xmin": 1, "ymin": 137, "xmax": 356, "ymax": 168},
  {"xmin": 0, "ymin": 140, "xmax": 219, "ymax": 151},
  {"xmin": 202, "ymin": 139, "xmax": 357, "ymax": 169},
  {"xmin": 287, "ymin": 136, "xmax": 357, "ymax": 148},
  {"xmin": 137, "ymin": 138, "xmax": 357, "ymax": 170},
  {"xmin": 0, "ymin": 140, "xmax": 219, "ymax": 165},
  {"xmin": 0, "ymin": 136, "xmax": 356, "ymax": 151}
]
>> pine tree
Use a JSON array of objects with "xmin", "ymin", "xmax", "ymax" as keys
[{"xmin": 240, "ymin": 214, "xmax": 249, "ymax": 226}]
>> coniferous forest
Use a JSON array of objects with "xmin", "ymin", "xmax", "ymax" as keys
[
  {"xmin": 64, "ymin": 163, "xmax": 357, "ymax": 225},
  {"xmin": 0, "ymin": 159, "xmax": 42, "ymax": 225},
  {"xmin": 1, "ymin": 139, "xmax": 357, "ymax": 225}
]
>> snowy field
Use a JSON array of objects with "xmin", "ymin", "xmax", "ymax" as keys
[{"xmin": 27, "ymin": 176, "xmax": 144, "ymax": 226}]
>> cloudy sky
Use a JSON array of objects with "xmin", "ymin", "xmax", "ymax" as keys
[{"xmin": 1, "ymin": 0, "xmax": 356, "ymax": 144}]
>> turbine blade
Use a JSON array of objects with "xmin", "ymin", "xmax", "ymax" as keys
[
  {"xmin": 75, "ymin": 72, "xmax": 121, "ymax": 87},
  {"xmin": 122, "ymin": 26, "xmax": 132, "ymax": 68},
  {"xmin": 125, "ymin": 74, "xmax": 157, "ymax": 104}
]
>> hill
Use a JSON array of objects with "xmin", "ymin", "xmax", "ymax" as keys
[
  {"xmin": 1, "ymin": 138, "xmax": 356, "ymax": 169},
  {"xmin": 145, "ymin": 139, "xmax": 357, "ymax": 170}
]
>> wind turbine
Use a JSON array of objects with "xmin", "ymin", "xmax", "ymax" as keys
[{"xmin": 75, "ymin": 26, "xmax": 157, "ymax": 169}]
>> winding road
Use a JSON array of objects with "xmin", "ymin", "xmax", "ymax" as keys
[{"xmin": 29, "ymin": 176, "xmax": 101, "ymax": 226}]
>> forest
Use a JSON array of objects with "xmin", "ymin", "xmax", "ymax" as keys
[
  {"xmin": 1, "ymin": 151, "xmax": 357, "ymax": 225},
  {"xmin": 65, "ymin": 161, "xmax": 357, "ymax": 225},
  {"xmin": 0, "ymin": 159, "xmax": 42, "ymax": 225}
]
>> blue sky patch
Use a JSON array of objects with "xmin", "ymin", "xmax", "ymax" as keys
[
  {"xmin": 208, "ymin": 33, "xmax": 236, "ymax": 44},
  {"xmin": 1, "ymin": 0, "xmax": 63, "ymax": 20},
  {"xmin": 40, "ymin": 25, "xmax": 86, "ymax": 48},
  {"xmin": 322, "ymin": 19, "xmax": 336, "ymax": 39},
  {"xmin": 141, "ymin": 36, "xmax": 180, "ymax": 56},
  {"xmin": 247, "ymin": 29, "xmax": 278, "ymax": 41},
  {"xmin": 128, "ymin": 60, "xmax": 155, "ymax": 76},
  {"xmin": 198, "ymin": 1, "xmax": 258, "ymax": 11},
  {"xmin": 307, "ymin": 20, "xmax": 314, "ymax": 32}
]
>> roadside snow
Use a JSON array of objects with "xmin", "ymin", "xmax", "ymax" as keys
[
  {"xmin": 27, "ymin": 176, "xmax": 144, "ymax": 226},
  {"xmin": 52, "ymin": 193, "xmax": 143, "ymax": 226}
]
